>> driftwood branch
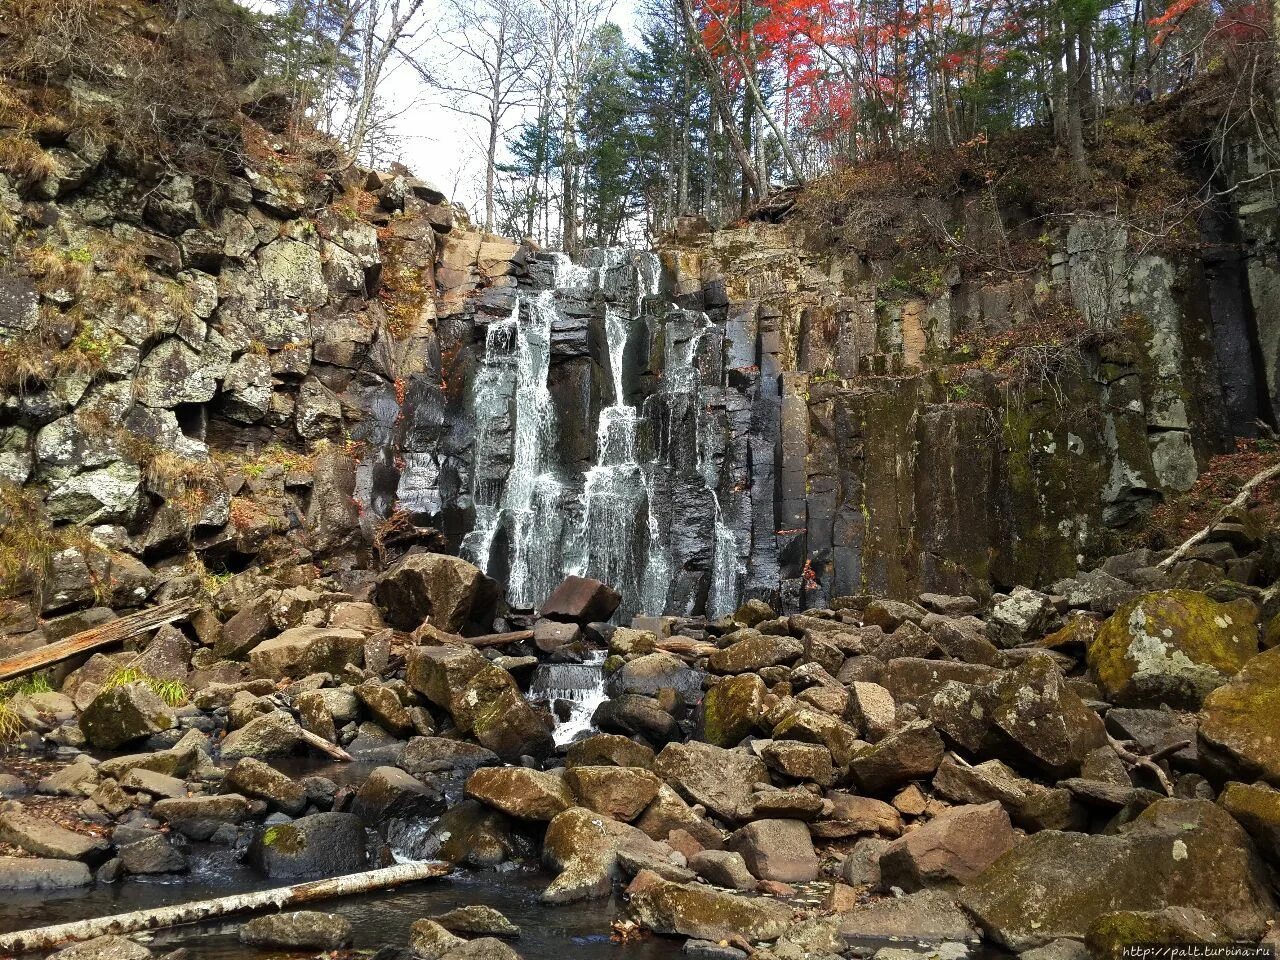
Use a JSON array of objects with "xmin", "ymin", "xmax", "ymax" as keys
[
  {"xmin": 298, "ymin": 727, "xmax": 354, "ymax": 761},
  {"xmin": 656, "ymin": 637, "xmax": 717, "ymax": 660},
  {"xmin": 1107, "ymin": 733, "xmax": 1190, "ymax": 796},
  {"xmin": 0, "ymin": 598, "xmax": 202, "ymax": 683},
  {"xmin": 0, "ymin": 860, "xmax": 450, "ymax": 953},
  {"xmin": 462, "ymin": 629, "xmax": 534, "ymax": 648},
  {"xmin": 1157, "ymin": 461, "xmax": 1280, "ymax": 569}
]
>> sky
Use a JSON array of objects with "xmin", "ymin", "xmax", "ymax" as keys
[{"xmin": 368, "ymin": 0, "xmax": 642, "ymax": 219}]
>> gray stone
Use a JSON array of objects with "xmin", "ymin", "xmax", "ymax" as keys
[{"xmin": 240, "ymin": 911, "xmax": 353, "ymax": 949}]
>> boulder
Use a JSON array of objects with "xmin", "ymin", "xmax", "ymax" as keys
[
  {"xmin": 607, "ymin": 652, "xmax": 703, "ymax": 700},
  {"xmin": 759, "ymin": 740, "xmax": 834, "ymax": 785},
  {"xmin": 540, "ymin": 576, "xmax": 621, "ymax": 624},
  {"xmin": 707, "ymin": 635, "xmax": 802, "ymax": 674},
  {"xmin": 565, "ymin": 765, "xmax": 662, "ymax": 821},
  {"xmin": 248, "ymin": 812, "xmax": 368, "ymax": 878},
  {"xmin": 565, "ymin": 734, "xmax": 654, "ymax": 770},
  {"xmin": 633, "ymin": 784, "xmax": 724, "ymax": 849},
  {"xmin": 770, "ymin": 707, "xmax": 863, "ymax": 768},
  {"xmin": 405, "ymin": 644, "xmax": 489, "ymax": 709},
  {"xmin": 240, "ymin": 911, "xmax": 353, "ymax": 950},
  {"xmin": 848, "ymin": 720, "xmax": 944, "ymax": 793},
  {"xmin": 220, "ymin": 710, "xmax": 304, "ymax": 760},
  {"xmin": 697, "ymin": 674, "xmax": 766, "ymax": 747},
  {"xmin": 933, "ymin": 754, "xmax": 1081, "ymax": 832},
  {"xmin": 1088, "ymin": 591, "xmax": 1259, "ymax": 707},
  {"xmin": 593, "ymin": 694, "xmax": 681, "ymax": 744},
  {"xmin": 80, "ymin": 683, "xmax": 174, "ymax": 750},
  {"xmin": 688, "ymin": 850, "xmax": 756, "ymax": 890},
  {"xmin": 836, "ymin": 890, "xmax": 978, "ymax": 941},
  {"xmin": 653, "ymin": 741, "xmax": 767, "ymax": 822},
  {"xmin": 391, "ymin": 799, "xmax": 529, "ymax": 868},
  {"xmin": 627, "ymin": 876, "xmax": 793, "ymax": 941},
  {"xmin": 1086, "ymin": 907, "xmax": 1227, "ymax": 959},
  {"xmin": 1218, "ymin": 781, "xmax": 1280, "ymax": 862},
  {"xmin": 727, "ymin": 818, "xmax": 818, "ymax": 882},
  {"xmin": 444, "ymin": 938, "xmax": 523, "ymax": 960},
  {"xmin": 48, "ymin": 936, "xmax": 150, "ymax": 960},
  {"xmin": 432, "ymin": 905, "xmax": 520, "ymax": 938},
  {"xmin": 542, "ymin": 807, "xmax": 673, "ymax": 904},
  {"xmin": 877, "ymin": 801, "xmax": 1016, "ymax": 890},
  {"xmin": 814, "ymin": 793, "xmax": 902, "ymax": 839},
  {"xmin": 351, "ymin": 765, "xmax": 442, "ymax": 825},
  {"xmin": 841, "ymin": 836, "xmax": 890, "ymax": 888},
  {"xmin": 987, "ymin": 587, "xmax": 1056, "ymax": 647},
  {"xmin": 533, "ymin": 619, "xmax": 582, "ymax": 653},
  {"xmin": 0, "ymin": 856, "xmax": 91, "ymax": 890},
  {"xmin": 118, "ymin": 835, "xmax": 186, "ymax": 874},
  {"xmin": 375, "ymin": 552, "xmax": 494, "ymax": 632},
  {"xmin": 985, "ymin": 655, "xmax": 1107, "ymax": 778},
  {"xmin": 0, "ymin": 809, "xmax": 107, "ymax": 860},
  {"xmin": 248, "ymin": 627, "xmax": 365, "ymax": 680},
  {"xmin": 1200, "ymin": 646, "xmax": 1280, "ymax": 784},
  {"xmin": 153, "ymin": 794, "xmax": 254, "ymax": 840},
  {"xmin": 409, "ymin": 919, "xmax": 465, "ymax": 959},
  {"xmin": 223, "ymin": 757, "xmax": 307, "ymax": 814},
  {"xmin": 401, "ymin": 737, "xmax": 500, "ymax": 775},
  {"xmin": 465, "ymin": 767, "xmax": 573, "ymax": 821},
  {"xmin": 960, "ymin": 799, "xmax": 1276, "ymax": 949},
  {"xmin": 356, "ymin": 680, "xmax": 415, "ymax": 736}
]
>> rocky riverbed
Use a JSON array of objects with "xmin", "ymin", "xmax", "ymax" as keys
[{"xmin": 1, "ymin": 535, "xmax": 1280, "ymax": 960}]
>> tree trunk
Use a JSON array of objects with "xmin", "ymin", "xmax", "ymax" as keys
[
  {"xmin": 677, "ymin": 0, "xmax": 763, "ymax": 201},
  {"xmin": 485, "ymin": 113, "xmax": 499, "ymax": 232},
  {"xmin": 0, "ymin": 862, "xmax": 450, "ymax": 954},
  {"xmin": 1065, "ymin": 21, "xmax": 1088, "ymax": 177}
]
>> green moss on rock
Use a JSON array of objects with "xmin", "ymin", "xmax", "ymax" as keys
[{"xmin": 1088, "ymin": 590, "xmax": 1258, "ymax": 707}]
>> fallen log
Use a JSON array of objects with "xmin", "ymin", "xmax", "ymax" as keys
[
  {"xmin": 298, "ymin": 726, "xmax": 354, "ymax": 762},
  {"xmin": 462, "ymin": 629, "xmax": 534, "ymax": 648},
  {"xmin": 1157, "ymin": 461, "xmax": 1280, "ymax": 569},
  {"xmin": 0, "ymin": 598, "xmax": 202, "ymax": 683},
  {"xmin": 656, "ymin": 637, "xmax": 717, "ymax": 658},
  {"xmin": 0, "ymin": 860, "xmax": 450, "ymax": 953}
]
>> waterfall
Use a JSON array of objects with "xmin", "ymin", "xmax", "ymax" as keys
[
  {"xmin": 460, "ymin": 246, "xmax": 743, "ymax": 620},
  {"xmin": 527, "ymin": 651, "xmax": 608, "ymax": 746}
]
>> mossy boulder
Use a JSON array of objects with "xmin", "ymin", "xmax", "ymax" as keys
[
  {"xmin": 627, "ymin": 876, "xmax": 792, "ymax": 941},
  {"xmin": 564, "ymin": 765, "xmax": 662, "ymax": 822},
  {"xmin": 1200, "ymin": 647, "xmax": 1280, "ymax": 785},
  {"xmin": 961, "ymin": 799, "xmax": 1275, "ymax": 949},
  {"xmin": 247, "ymin": 812, "xmax": 367, "ymax": 879},
  {"xmin": 696, "ymin": 674, "xmax": 765, "ymax": 747},
  {"xmin": 80, "ymin": 683, "xmax": 174, "ymax": 750},
  {"xmin": 1088, "ymin": 590, "xmax": 1258, "ymax": 707},
  {"xmin": 1085, "ymin": 907, "xmax": 1226, "ymax": 960},
  {"xmin": 706, "ymin": 634, "xmax": 801, "ymax": 674},
  {"xmin": 465, "ymin": 767, "xmax": 573, "ymax": 821},
  {"xmin": 1218, "ymin": 781, "xmax": 1280, "ymax": 862}
]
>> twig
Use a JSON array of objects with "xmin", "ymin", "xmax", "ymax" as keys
[{"xmin": 1157, "ymin": 461, "xmax": 1280, "ymax": 568}]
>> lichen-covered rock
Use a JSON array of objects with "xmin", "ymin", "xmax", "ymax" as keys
[
  {"xmin": 432, "ymin": 905, "xmax": 520, "ymax": 938},
  {"xmin": 626, "ymin": 876, "xmax": 793, "ymax": 941},
  {"xmin": 374, "ymin": 552, "xmax": 494, "ymax": 632},
  {"xmin": 152, "ymin": 794, "xmax": 254, "ymax": 840},
  {"xmin": 541, "ymin": 807, "xmax": 673, "ymax": 904},
  {"xmin": 240, "ymin": 911, "xmax": 353, "ymax": 950},
  {"xmin": 409, "ymin": 919, "xmax": 465, "ymax": 959},
  {"xmin": 465, "ymin": 767, "xmax": 574, "ymax": 821},
  {"xmin": 564, "ymin": 766, "xmax": 662, "ymax": 821},
  {"xmin": 1088, "ymin": 590, "xmax": 1259, "ymax": 707},
  {"xmin": 47, "ymin": 935, "xmax": 150, "ymax": 960},
  {"xmin": 223, "ymin": 758, "xmax": 307, "ymax": 815},
  {"xmin": 249, "ymin": 627, "xmax": 366, "ymax": 680},
  {"xmin": 961, "ymin": 799, "xmax": 1276, "ymax": 949},
  {"xmin": 697, "ymin": 674, "xmax": 765, "ymax": 747},
  {"xmin": 219, "ymin": 710, "xmax": 304, "ymax": 760},
  {"xmin": 653, "ymin": 741, "xmax": 767, "ymax": 822},
  {"xmin": 848, "ymin": 719, "xmax": 944, "ymax": 793},
  {"xmin": 392, "ymin": 799, "xmax": 528, "ymax": 868},
  {"xmin": 1085, "ymin": 907, "xmax": 1226, "ymax": 959},
  {"xmin": 1218, "ymin": 781, "xmax": 1280, "ymax": 862},
  {"xmin": 707, "ymin": 635, "xmax": 801, "ymax": 673},
  {"xmin": 80, "ymin": 683, "xmax": 175, "ymax": 750},
  {"xmin": 1200, "ymin": 646, "xmax": 1280, "ymax": 784},
  {"xmin": 0, "ymin": 809, "xmax": 107, "ymax": 860},
  {"xmin": 565, "ymin": 734, "xmax": 654, "ymax": 770}
]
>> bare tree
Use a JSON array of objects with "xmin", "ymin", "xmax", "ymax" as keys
[
  {"xmin": 342, "ymin": 0, "xmax": 428, "ymax": 162},
  {"xmin": 411, "ymin": 0, "xmax": 539, "ymax": 231},
  {"xmin": 531, "ymin": 0, "xmax": 616, "ymax": 253}
]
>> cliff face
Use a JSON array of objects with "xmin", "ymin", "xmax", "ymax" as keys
[
  {"xmin": 0, "ymin": 3, "xmax": 529, "ymax": 639},
  {"xmin": 3, "ymin": 11, "xmax": 1278, "ymax": 635}
]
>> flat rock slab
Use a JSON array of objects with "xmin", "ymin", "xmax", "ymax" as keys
[
  {"xmin": 0, "ymin": 855, "xmax": 92, "ymax": 889},
  {"xmin": 0, "ymin": 809, "xmax": 106, "ymax": 860}
]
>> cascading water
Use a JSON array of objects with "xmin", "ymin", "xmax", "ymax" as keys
[
  {"xmin": 461, "ymin": 247, "xmax": 742, "ymax": 620},
  {"xmin": 527, "ymin": 650, "xmax": 608, "ymax": 746}
]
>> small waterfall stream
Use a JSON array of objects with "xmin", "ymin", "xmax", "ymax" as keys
[
  {"xmin": 527, "ymin": 651, "xmax": 608, "ymax": 746},
  {"xmin": 458, "ymin": 247, "xmax": 743, "ymax": 620}
]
